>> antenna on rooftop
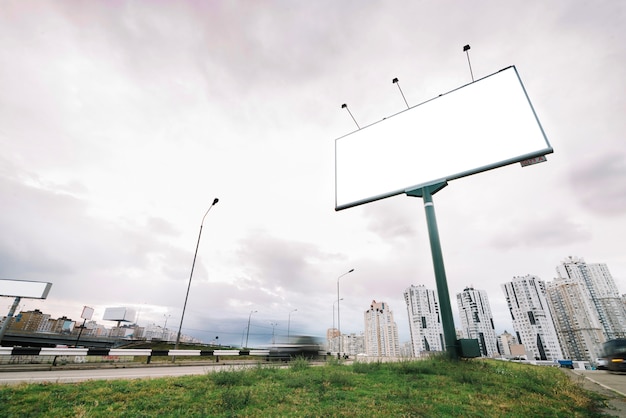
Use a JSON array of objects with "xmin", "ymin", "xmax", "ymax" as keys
[
  {"xmin": 392, "ymin": 78, "xmax": 410, "ymax": 109},
  {"xmin": 341, "ymin": 103, "xmax": 360, "ymax": 130},
  {"xmin": 463, "ymin": 44, "xmax": 475, "ymax": 82}
]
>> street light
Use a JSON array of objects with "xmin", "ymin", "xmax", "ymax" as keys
[
  {"xmin": 332, "ymin": 298, "xmax": 343, "ymax": 354},
  {"xmin": 175, "ymin": 198, "xmax": 219, "ymax": 350},
  {"xmin": 337, "ymin": 268, "xmax": 355, "ymax": 357},
  {"xmin": 333, "ymin": 298, "xmax": 343, "ymax": 332},
  {"xmin": 270, "ymin": 321, "xmax": 278, "ymax": 345},
  {"xmin": 288, "ymin": 309, "xmax": 297, "ymax": 343},
  {"xmin": 162, "ymin": 314, "xmax": 171, "ymax": 341},
  {"xmin": 245, "ymin": 310, "xmax": 257, "ymax": 349}
]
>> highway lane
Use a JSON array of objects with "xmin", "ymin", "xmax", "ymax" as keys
[
  {"xmin": 565, "ymin": 369, "xmax": 626, "ymax": 416},
  {"xmin": 0, "ymin": 363, "xmax": 254, "ymax": 385},
  {"xmin": 572, "ymin": 369, "xmax": 626, "ymax": 397}
]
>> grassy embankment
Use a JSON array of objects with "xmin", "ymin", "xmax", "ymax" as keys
[{"xmin": 0, "ymin": 357, "xmax": 608, "ymax": 417}]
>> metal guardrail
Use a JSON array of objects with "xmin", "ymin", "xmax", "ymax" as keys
[{"xmin": 0, "ymin": 347, "xmax": 271, "ymax": 357}]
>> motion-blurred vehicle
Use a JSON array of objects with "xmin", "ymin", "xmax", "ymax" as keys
[
  {"xmin": 267, "ymin": 336, "xmax": 323, "ymax": 361},
  {"xmin": 595, "ymin": 358, "xmax": 608, "ymax": 370},
  {"xmin": 602, "ymin": 339, "xmax": 626, "ymax": 372}
]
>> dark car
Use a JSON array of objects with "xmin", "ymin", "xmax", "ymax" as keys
[
  {"xmin": 267, "ymin": 336, "xmax": 323, "ymax": 361},
  {"xmin": 602, "ymin": 339, "xmax": 626, "ymax": 372}
]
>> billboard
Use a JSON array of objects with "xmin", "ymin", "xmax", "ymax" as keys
[
  {"xmin": 335, "ymin": 66, "xmax": 552, "ymax": 210},
  {"xmin": 103, "ymin": 307, "xmax": 136, "ymax": 322},
  {"xmin": 0, "ymin": 279, "xmax": 52, "ymax": 299},
  {"xmin": 81, "ymin": 306, "xmax": 95, "ymax": 321}
]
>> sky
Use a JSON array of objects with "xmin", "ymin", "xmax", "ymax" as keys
[{"xmin": 1, "ymin": 1, "xmax": 625, "ymax": 348}]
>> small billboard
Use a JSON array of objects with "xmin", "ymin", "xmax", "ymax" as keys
[
  {"xmin": 103, "ymin": 307, "xmax": 136, "ymax": 322},
  {"xmin": 81, "ymin": 306, "xmax": 95, "ymax": 321},
  {"xmin": 335, "ymin": 66, "xmax": 553, "ymax": 210},
  {"xmin": 0, "ymin": 279, "xmax": 52, "ymax": 299}
]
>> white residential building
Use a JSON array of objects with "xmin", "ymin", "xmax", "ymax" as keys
[
  {"xmin": 403, "ymin": 285, "xmax": 444, "ymax": 357},
  {"xmin": 456, "ymin": 287, "xmax": 498, "ymax": 357},
  {"xmin": 341, "ymin": 332, "xmax": 365, "ymax": 356},
  {"xmin": 556, "ymin": 256, "xmax": 626, "ymax": 340},
  {"xmin": 364, "ymin": 300, "xmax": 400, "ymax": 357},
  {"xmin": 545, "ymin": 275, "xmax": 605, "ymax": 362},
  {"xmin": 501, "ymin": 275, "xmax": 563, "ymax": 361},
  {"xmin": 497, "ymin": 331, "xmax": 518, "ymax": 356}
]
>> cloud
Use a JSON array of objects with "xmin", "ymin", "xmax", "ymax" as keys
[
  {"xmin": 569, "ymin": 152, "xmax": 626, "ymax": 215},
  {"xmin": 362, "ymin": 199, "xmax": 418, "ymax": 242},
  {"xmin": 234, "ymin": 230, "xmax": 339, "ymax": 296},
  {"xmin": 489, "ymin": 214, "xmax": 592, "ymax": 249}
]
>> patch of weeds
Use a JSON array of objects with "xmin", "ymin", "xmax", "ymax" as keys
[
  {"xmin": 210, "ymin": 368, "xmax": 249, "ymax": 386},
  {"xmin": 219, "ymin": 387, "xmax": 252, "ymax": 411},
  {"xmin": 325, "ymin": 369, "xmax": 354, "ymax": 388},
  {"xmin": 325, "ymin": 355, "xmax": 341, "ymax": 367},
  {"xmin": 289, "ymin": 356, "xmax": 310, "ymax": 372},
  {"xmin": 284, "ymin": 373, "xmax": 313, "ymax": 389},
  {"xmin": 253, "ymin": 363, "xmax": 281, "ymax": 379},
  {"xmin": 352, "ymin": 360, "xmax": 382, "ymax": 374}
]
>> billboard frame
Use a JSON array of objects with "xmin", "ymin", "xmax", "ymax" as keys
[{"xmin": 335, "ymin": 65, "xmax": 553, "ymax": 211}]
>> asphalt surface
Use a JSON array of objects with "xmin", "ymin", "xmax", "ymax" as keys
[
  {"xmin": 564, "ymin": 369, "xmax": 626, "ymax": 417},
  {"xmin": 0, "ymin": 359, "xmax": 292, "ymax": 385}
]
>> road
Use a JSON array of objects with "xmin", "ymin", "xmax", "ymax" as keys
[
  {"xmin": 566, "ymin": 369, "xmax": 626, "ymax": 416},
  {"xmin": 0, "ymin": 363, "xmax": 255, "ymax": 385},
  {"xmin": 570, "ymin": 369, "xmax": 626, "ymax": 396}
]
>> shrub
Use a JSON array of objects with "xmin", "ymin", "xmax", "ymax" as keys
[{"xmin": 289, "ymin": 356, "xmax": 310, "ymax": 372}]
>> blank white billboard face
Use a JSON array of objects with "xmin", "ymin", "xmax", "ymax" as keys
[
  {"xmin": 103, "ymin": 307, "xmax": 136, "ymax": 322},
  {"xmin": 0, "ymin": 279, "xmax": 52, "ymax": 299},
  {"xmin": 335, "ymin": 66, "xmax": 552, "ymax": 210}
]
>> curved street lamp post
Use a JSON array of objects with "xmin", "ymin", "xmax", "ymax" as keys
[
  {"xmin": 245, "ymin": 310, "xmax": 257, "ymax": 349},
  {"xmin": 337, "ymin": 268, "xmax": 355, "ymax": 357},
  {"xmin": 175, "ymin": 198, "xmax": 219, "ymax": 350},
  {"xmin": 288, "ymin": 309, "xmax": 297, "ymax": 343}
]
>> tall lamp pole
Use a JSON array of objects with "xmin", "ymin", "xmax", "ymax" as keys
[
  {"xmin": 337, "ymin": 268, "xmax": 354, "ymax": 357},
  {"xmin": 333, "ymin": 298, "xmax": 343, "ymax": 353},
  {"xmin": 175, "ymin": 198, "xmax": 219, "ymax": 350},
  {"xmin": 162, "ymin": 314, "xmax": 171, "ymax": 341},
  {"xmin": 288, "ymin": 309, "xmax": 297, "ymax": 343},
  {"xmin": 245, "ymin": 310, "xmax": 257, "ymax": 348},
  {"xmin": 333, "ymin": 298, "xmax": 343, "ymax": 331}
]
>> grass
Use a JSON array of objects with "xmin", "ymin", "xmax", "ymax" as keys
[{"xmin": 0, "ymin": 358, "xmax": 609, "ymax": 417}]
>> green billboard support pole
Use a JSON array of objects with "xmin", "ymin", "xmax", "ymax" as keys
[
  {"xmin": 406, "ymin": 182, "xmax": 458, "ymax": 359},
  {"xmin": 0, "ymin": 296, "xmax": 21, "ymax": 345}
]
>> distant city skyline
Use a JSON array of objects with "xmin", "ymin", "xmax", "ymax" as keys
[{"xmin": 6, "ymin": 255, "xmax": 623, "ymax": 354}]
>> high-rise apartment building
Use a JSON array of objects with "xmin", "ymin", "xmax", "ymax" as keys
[
  {"xmin": 497, "ymin": 331, "xmax": 518, "ymax": 356},
  {"xmin": 456, "ymin": 287, "xmax": 498, "ymax": 357},
  {"xmin": 501, "ymin": 275, "xmax": 563, "ymax": 361},
  {"xmin": 403, "ymin": 285, "xmax": 444, "ymax": 357},
  {"xmin": 8, "ymin": 309, "xmax": 50, "ymax": 332},
  {"xmin": 556, "ymin": 256, "xmax": 626, "ymax": 340},
  {"xmin": 340, "ymin": 332, "xmax": 365, "ymax": 356},
  {"xmin": 545, "ymin": 275, "xmax": 605, "ymax": 362},
  {"xmin": 364, "ymin": 300, "xmax": 400, "ymax": 357},
  {"xmin": 326, "ymin": 328, "xmax": 340, "ymax": 352}
]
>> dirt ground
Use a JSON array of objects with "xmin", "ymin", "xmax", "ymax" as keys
[{"xmin": 562, "ymin": 369, "xmax": 626, "ymax": 417}]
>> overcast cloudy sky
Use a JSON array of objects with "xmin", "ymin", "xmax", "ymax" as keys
[{"xmin": 1, "ymin": 1, "xmax": 624, "ymax": 347}]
